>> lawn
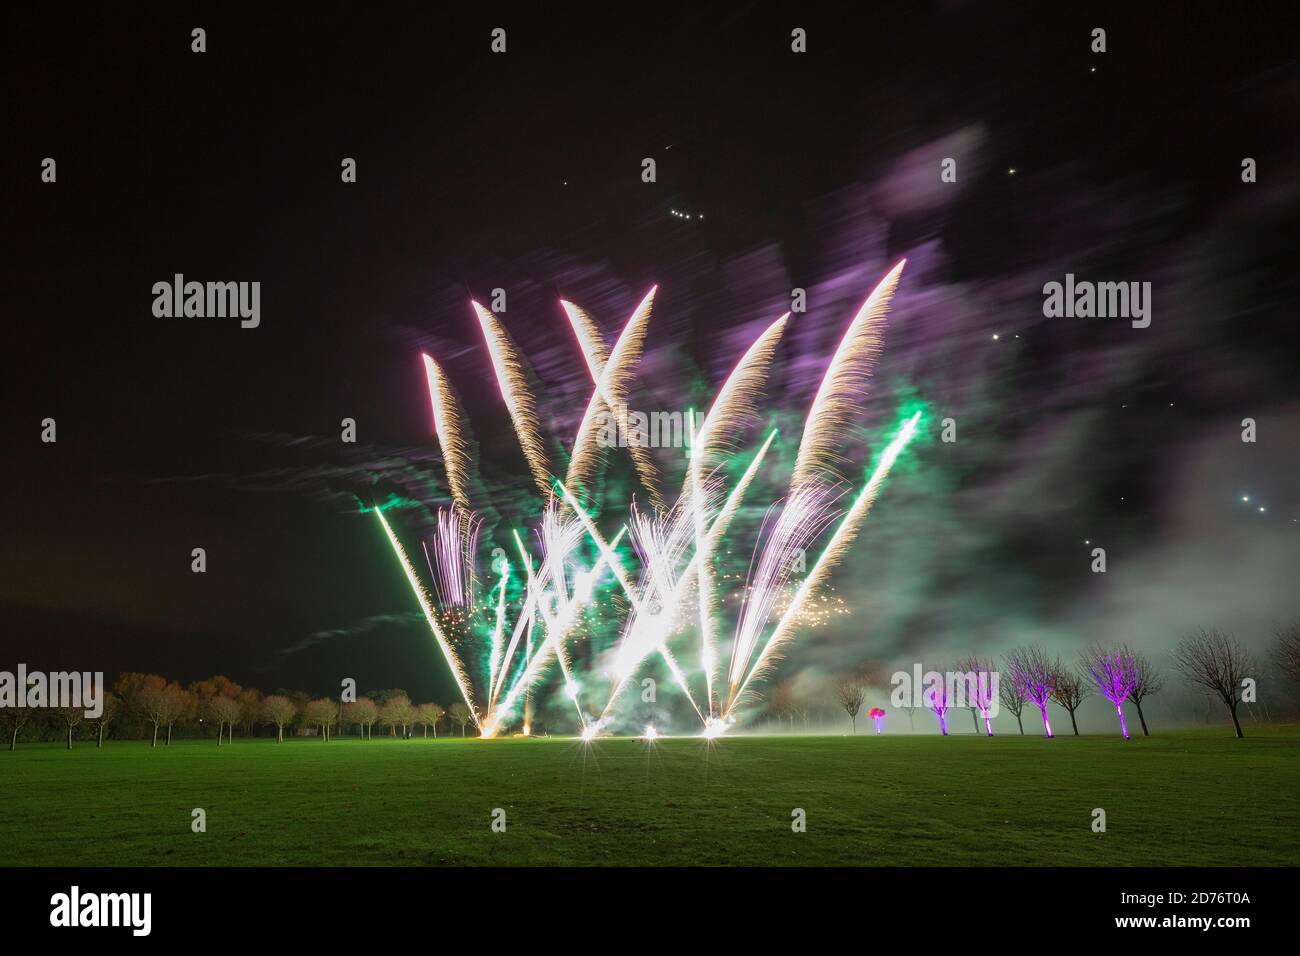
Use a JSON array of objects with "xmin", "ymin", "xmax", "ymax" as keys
[{"xmin": 2, "ymin": 728, "xmax": 1297, "ymax": 866}]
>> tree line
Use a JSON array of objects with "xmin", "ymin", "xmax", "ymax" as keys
[
  {"xmin": 825, "ymin": 624, "xmax": 1300, "ymax": 739},
  {"xmin": 0, "ymin": 672, "xmax": 475, "ymax": 751}
]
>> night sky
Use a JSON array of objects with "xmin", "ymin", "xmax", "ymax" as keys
[{"xmin": 5, "ymin": 3, "xmax": 1298, "ymax": 727}]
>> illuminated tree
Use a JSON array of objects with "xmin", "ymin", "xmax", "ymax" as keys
[
  {"xmin": 1051, "ymin": 665, "xmax": 1091, "ymax": 735},
  {"xmin": 998, "ymin": 677, "xmax": 1027, "ymax": 734},
  {"xmin": 52, "ymin": 705, "xmax": 84, "ymax": 750},
  {"xmin": 417, "ymin": 702, "xmax": 445, "ymax": 738},
  {"xmin": 1, "ymin": 706, "xmax": 35, "ymax": 751},
  {"xmin": 236, "ymin": 687, "xmax": 263, "ymax": 737},
  {"xmin": 155, "ymin": 685, "xmax": 193, "ymax": 745},
  {"xmin": 448, "ymin": 702, "xmax": 471, "ymax": 736},
  {"xmin": 383, "ymin": 694, "xmax": 417, "ymax": 737},
  {"xmin": 1126, "ymin": 646, "xmax": 1163, "ymax": 736},
  {"xmin": 1005, "ymin": 646, "xmax": 1058, "ymax": 737},
  {"xmin": 1172, "ymin": 628, "xmax": 1255, "ymax": 738},
  {"xmin": 206, "ymin": 696, "xmax": 242, "ymax": 745},
  {"xmin": 89, "ymin": 693, "xmax": 120, "ymax": 748},
  {"xmin": 924, "ymin": 677, "xmax": 950, "ymax": 736},
  {"xmin": 835, "ymin": 675, "xmax": 867, "ymax": 733},
  {"xmin": 953, "ymin": 655, "xmax": 997, "ymax": 735},
  {"xmin": 344, "ymin": 698, "xmax": 379, "ymax": 739},
  {"xmin": 260, "ymin": 695, "xmax": 297, "ymax": 743}
]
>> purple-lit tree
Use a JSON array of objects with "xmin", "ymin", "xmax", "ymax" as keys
[
  {"xmin": 953, "ymin": 655, "xmax": 997, "ymax": 736},
  {"xmin": 998, "ymin": 678, "xmax": 1027, "ymax": 734},
  {"xmin": 1080, "ymin": 644, "xmax": 1137, "ymax": 738},
  {"xmin": 1125, "ymin": 645, "xmax": 1163, "ymax": 736},
  {"xmin": 924, "ymin": 676, "xmax": 950, "ymax": 736},
  {"xmin": 1051, "ymin": 665, "xmax": 1091, "ymax": 735},
  {"xmin": 1004, "ymin": 647, "xmax": 1058, "ymax": 738}
]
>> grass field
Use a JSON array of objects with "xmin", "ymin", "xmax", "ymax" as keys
[{"xmin": 2, "ymin": 727, "xmax": 1297, "ymax": 866}]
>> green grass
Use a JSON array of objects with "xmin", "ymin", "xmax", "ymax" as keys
[{"xmin": 2, "ymin": 727, "xmax": 1297, "ymax": 866}]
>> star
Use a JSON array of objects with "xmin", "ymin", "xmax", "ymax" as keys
[
  {"xmin": 992, "ymin": 333, "xmax": 1000, "ymax": 341},
  {"xmin": 1007, "ymin": 168, "xmax": 1017, "ymax": 175}
]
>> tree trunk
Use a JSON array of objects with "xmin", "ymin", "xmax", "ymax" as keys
[
  {"xmin": 166, "ymin": 724, "xmax": 173, "ymax": 745},
  {"xmin": 98, "ymin": 724, "xmax": 106, "ymax": 748},
  {"xmin": 10, "ymin": 726, "xmax": 17, "ymax": 751},
  {"xmin": 67, "ymin": 725, "xmax": 73, "ymax": 750},
  {"xmin": 1069, "ymin": 709, "xmax": 1079, "ymax": 735},
  {"xmin": 1135, "ymin": 699, "xmax": 1150, "ymax": 736},
  {"xmin": 1015, "ymin": 712, "xmax": 1024, "ymax": 735},
  {"xmin": 152, "ymin": 724, "xmax": 159, "ymax": 747},
  {"xmin": 850, "ymin": 715, "xmax": 856, "ymax": 734},
  {"xmin": 1229, "ymin": 703, "xmax": 1244, "ymax": 738},
  {"xmin": 217, "ymin": 724, "xmax": 222, "ymax": 746},
  {"xmin": 971, "ymin": 709, "xmax": 979, "ymax": 733}
]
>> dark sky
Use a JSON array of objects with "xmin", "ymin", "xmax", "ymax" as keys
[{"xmin": 4, "ymin": 3, "xmax": 1297, "ymax": 725}]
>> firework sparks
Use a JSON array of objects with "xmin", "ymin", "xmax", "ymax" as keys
[
  {"xmin": 377, "ymin": 265, "xmax": 918, "ymax": 736},
  {"xmin": 792, "ymin": 260, "xmax": 905, "ymax": 492},
  {"xmin": 421, "ymin": 353, "xmax": 473, "ymax": 511},
  {"xmin": 473, "ymin": 301, "xmax": 553, "ymax": 498}
]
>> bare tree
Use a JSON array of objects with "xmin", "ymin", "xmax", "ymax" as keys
[
  {"xmin": 835, "ymin": 676, "xmax": 867, "ymax": 734},
  {"xmin": 1126, "ymin": 647, "xmax": 1164, "ymax": 736},
  {"xmin": 1171, "ymin": 628, "xmax": 1255, "ymax": 738},
  {"xmin": 0, "ymin": 707, "xmax": 35, "ymax": 751},
  {"xmin": 54, "ymin": 704, "xmax": 84, "ymax": 750},
  {"xmin": 260, "ymin": 695, "xmax": 297, "ymax": 743},
  {"xmin": 1272, "ymin": 623, "xmax": 1300, "ymax": 692},
  {"xmin": 448, "ymin": 702, "xmax": 471, "ymax": 736},
  {"xmin": 998, "ymin": 675, "xmax": 1027, "ymax": 734},
  {"xmin": 162, "ymin": 685, "xmax": 193, "ymax": 745},
  {"xmin": 1004, "ymin": 646, "xmax": 1059, "ymax": 737},
  {"xmin": 770, "ymin": 679, "xmax": 797, "ymax": 731},
  {"xmin": 236, "ymin": 688, "xmax": 263, "ymax": 737},
  {"xmin": 135, "ymin": 684, "xmax": 171, "ymax": 747},
  {"xmin": 953, "ymin": 655, "xmax": 997, "ymax": 735},
  {"xmin": 1051, "ymin": 665, "xmax": 1091, "ymax": 735},
  {"xmin": 89, "ymin": 693, "xmax": 120, "ymax": 748}
]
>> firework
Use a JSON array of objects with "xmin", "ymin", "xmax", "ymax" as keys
[
  {"xmin": 473, "ymin": 301, "xmax": 552, "ymax": 497},
  {"xmin": 373, "ymin": 265, "xmax": 920, "ymax": 736},
  {"xmin": 791, "ymin": 260, "xmax": 905, "ymax": 492},
  {"xmin": 421, "ymin": 353, "xmax": 473, "ymax": 512}
]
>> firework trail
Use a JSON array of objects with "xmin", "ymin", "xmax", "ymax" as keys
[
  {"xmin": 487, "ymin": 560, "xmax": 510, "ymax": 701},
  {"xmin": 422, "ymin": 507, "xmax": 480, "ymax": 608},
  {"xmin": 421, "ymin": 353, "xmax": 474, "ymax": 511},
  {"xmin": 726, "ymin": 485, "xmax": 844, "ymax": 694},
  {"xmin": 791, "ymin": 260, "xmax": 905, "ymax": 492},
  {"xmin": 599, "ymin": 430, "xmax": 776, "ymax": 720},
  {"xmin": 686, "ymin": 313, "xmax": 789, "ymax": 713},
  {"xmin": 726, "ymin": 411, "xmax": 921, "ymax": 714},
  {"xmin": 473, "ymin": 301, "xmax": 553, "ymax": 498},
  {"xmin": 375, "ymin": 506, "xmax": 480, "ymax": 728},
  {"xmin": 562, "ymin": 289, "xmax": 664, "ymax": 509}
]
